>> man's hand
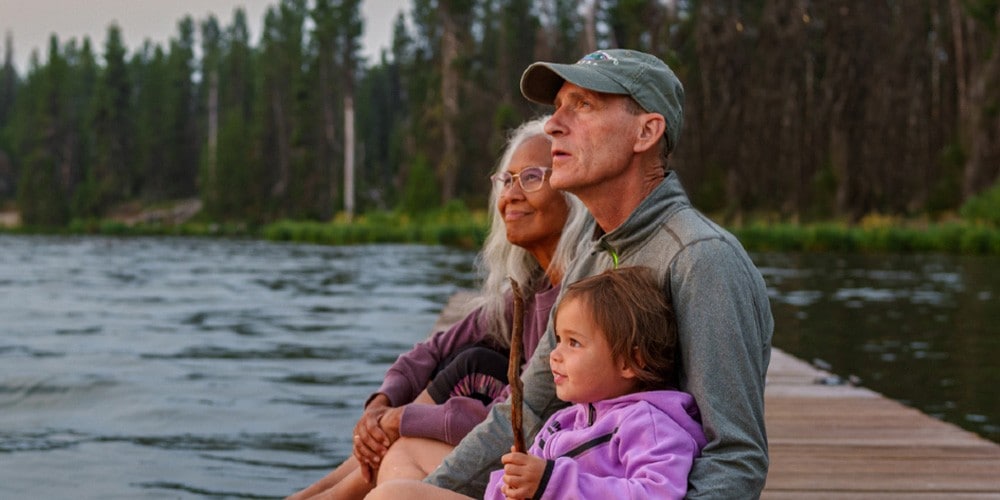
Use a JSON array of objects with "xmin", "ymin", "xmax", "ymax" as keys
[
  {"xmin": 353, "ymin": 394, "xmax": 403, "ymax": 482},
  {"xmin": 500, "ymin": 446, "xmax": 545, "ymax": 499}
]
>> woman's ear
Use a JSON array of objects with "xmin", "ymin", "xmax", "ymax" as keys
[{"xmin": 634, "ymin": 113, "xmax": 666, "ymax": 154}]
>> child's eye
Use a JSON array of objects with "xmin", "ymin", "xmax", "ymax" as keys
[{"xmin": 568, "ymin": 338, "xmax": 581, "ymax": 347}]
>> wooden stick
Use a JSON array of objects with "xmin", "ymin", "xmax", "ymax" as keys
[{"xmin": 508, "ymin": 278, "xmax": 526, "ymax": 453}]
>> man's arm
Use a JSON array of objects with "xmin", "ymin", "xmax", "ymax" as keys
[
  {"xmin": 424, "ymin": 328, "xmax": 566, "ymax": 496},
  {"xmin": 673, "ymin": 239, "xmax": 773, "ymax": 498}
]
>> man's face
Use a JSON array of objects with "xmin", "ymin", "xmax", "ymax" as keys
[{"xmin": 544, "ymin": 82, "xmax": 641, "ymax": 195}]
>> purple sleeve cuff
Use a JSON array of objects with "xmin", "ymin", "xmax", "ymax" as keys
[{"xmin": 399, "ymin": 398, "xmax": 491, "ymax": 446}]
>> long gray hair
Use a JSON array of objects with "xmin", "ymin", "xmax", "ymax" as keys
[{"xmin": 472, "ymin": 115, "xmax": 589, "ymax": 348}]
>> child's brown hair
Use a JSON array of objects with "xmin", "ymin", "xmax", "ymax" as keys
[{"xmin": 557, "ymin": 266, "xmax": 678, "ymax": 391}]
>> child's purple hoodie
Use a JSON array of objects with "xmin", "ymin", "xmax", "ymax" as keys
[{"xmin": 485, "ymin": 390, "xmax": 707, "ymax": 500}]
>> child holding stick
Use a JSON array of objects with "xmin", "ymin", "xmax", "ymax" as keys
[
  {"xmin": 488, "ymin": 266, "xmax": 706, "ymax": 499},
  {"xmin": 367, "ymin": 266, "xmax": 706, "ymax": 500}
]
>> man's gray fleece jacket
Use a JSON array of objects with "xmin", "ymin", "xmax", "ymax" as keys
[{"xmin": 426, "ymin": 172, "xmax": 774, "ymax": 499}]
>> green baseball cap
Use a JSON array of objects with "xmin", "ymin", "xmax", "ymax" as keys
[{"xmin": 520, "ymin": 49, "xmax": 685, "ymax": 153}]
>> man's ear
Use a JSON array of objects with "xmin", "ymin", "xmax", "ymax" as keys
[{"xmin": 634, "ymin": 113, "xmax": 666, "ymax": 154}]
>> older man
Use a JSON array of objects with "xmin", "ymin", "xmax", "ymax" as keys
[{"xmin": 380, "ymin": 49, "xmax": 773, "ymax": 499}]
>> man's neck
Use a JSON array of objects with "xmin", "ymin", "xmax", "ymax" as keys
[{"xmin": 580, "ymin": 168, "xmax": 665, "ymax": 233}]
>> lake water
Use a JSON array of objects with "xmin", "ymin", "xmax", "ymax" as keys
[
  {"xmin": 756, "ymin": 251, "xmax": 999, "ymax": 443},
  {"xmin": 1, "ymin": 235, "xmax": 997, "ymax": 498}
]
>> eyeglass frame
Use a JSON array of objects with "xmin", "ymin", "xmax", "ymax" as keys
[{"xmin": 490, "ymin": 166, "xmax": 552, "ymax": 193}]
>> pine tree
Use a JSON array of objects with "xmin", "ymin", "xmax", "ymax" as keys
[{"xmin": 82, "ymin": 24, "xmax": 134, "ymax": 215}]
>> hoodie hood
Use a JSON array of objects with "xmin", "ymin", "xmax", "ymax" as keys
[{"xmin": 589, "ymin": 390, "xmax": 708, "ymax": 451}]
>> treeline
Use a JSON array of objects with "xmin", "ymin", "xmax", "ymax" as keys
[{"xmin": 0, "ymin": 0, "xmax": 998, "ymax": 228}]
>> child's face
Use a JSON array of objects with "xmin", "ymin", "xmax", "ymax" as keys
[{"xmin": 550, "ymin": 297, "xmax": 638, "ymax": 404}]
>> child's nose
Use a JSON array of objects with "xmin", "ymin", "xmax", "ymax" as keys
[{"xmin": 549, "ymin": 345, "xmax": 562, "ymax": 363}]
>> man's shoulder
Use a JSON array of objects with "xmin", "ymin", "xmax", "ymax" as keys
[
  {"xmin": 618, "ymin": 206, "xmax": 754, "ymax": 278},
  {"xmin": 659, "ymin": 206, "xmax": 731, "ymax": 246},
  {"xmin": 624, "ymin": 206, "xmax": 733, "ymax": 261}
]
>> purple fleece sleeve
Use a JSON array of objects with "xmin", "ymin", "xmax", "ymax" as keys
[
  {"xmin": 395, "ymin": 285, "xmax": 559, "ymax": 444},
  {"xmin": 373, "ymin": 306, "xmax": 490, "ymax": 407},
  {"xmin": 398, "ymin": 398, "xmax": 491, "ymax": 445}
]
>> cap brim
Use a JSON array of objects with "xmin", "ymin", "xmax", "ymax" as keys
[{"xmin": 520, "ymin": 62, "xmax": 631, "ymax": 105}]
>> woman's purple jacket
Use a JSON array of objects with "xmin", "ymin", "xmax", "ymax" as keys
[
  {"xmin": 371, "ymin": 283, "xmax": 560, "ymax": 445},
  {"xmin": 485, "ymin": 390, "xmax": 707, "ymax": 500}
]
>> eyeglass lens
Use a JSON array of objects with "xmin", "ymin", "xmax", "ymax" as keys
[{"xmin": 494, "ymin": 167, "xmax": 548, "ymax": 192}]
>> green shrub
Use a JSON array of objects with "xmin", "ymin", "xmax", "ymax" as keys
[{"xmin": 960, "ymin": 181, "xmax": 1000, "ymax": 226}]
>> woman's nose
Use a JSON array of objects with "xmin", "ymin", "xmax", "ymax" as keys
[{"xmin": 500, "ymin": 180, "xmax": 526, "ymax": 200}]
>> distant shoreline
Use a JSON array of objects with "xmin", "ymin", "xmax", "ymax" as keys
[{"xmin": 2, "ymin": 207, "xmax": 998, "ymax": 256}]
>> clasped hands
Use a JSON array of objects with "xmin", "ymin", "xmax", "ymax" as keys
[{"xmin": 352, "ymin": 394, "xmax": 403, "ymax": 483}]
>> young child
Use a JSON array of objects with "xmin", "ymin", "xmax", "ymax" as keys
[{"xmin": 487, "ymin": 266, "xmax": 707, "ymax": 500}]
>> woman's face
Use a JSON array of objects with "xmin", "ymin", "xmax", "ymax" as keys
[{"xmin": 497, "ymin": 135, "xmax": 569, "ymax": 258}]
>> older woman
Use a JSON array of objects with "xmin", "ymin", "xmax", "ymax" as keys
[{"xmin": 288, "ymin": 116, "xmax": 586, "ymax": 500}]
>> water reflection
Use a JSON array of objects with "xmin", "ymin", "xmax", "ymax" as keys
[{"xmin": 756, "ymin": 252, "xmax": 1000, "ymax": 443}]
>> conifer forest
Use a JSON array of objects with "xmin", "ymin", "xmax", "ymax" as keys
[{"xmin": 0, "ymin": 0, "xmax": 998, "ymax": 227}]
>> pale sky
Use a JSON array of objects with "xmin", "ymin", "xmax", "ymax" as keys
[{"xmin": 0, "ymin": 0, "xmax": 407, "ymax": 74}]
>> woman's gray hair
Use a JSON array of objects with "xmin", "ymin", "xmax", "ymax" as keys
[{"xmin": 472, "ymin": 115, "xmax": 589, "ymax": 348}]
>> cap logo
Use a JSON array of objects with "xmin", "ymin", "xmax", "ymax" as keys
[{"xmin": 576, "ymin": 50, "xmax": 619, "ymax": 66}]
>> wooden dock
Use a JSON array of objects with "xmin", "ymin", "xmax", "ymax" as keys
[
  {"xmin": 434, "ymin": 292, "xmax": 1000, "ymax": 498},
  {"xmin": 764, "ymin": 349, "xmax": 1000, "ymax": 498}
]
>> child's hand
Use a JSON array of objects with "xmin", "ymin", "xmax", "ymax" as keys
[{"xmin": 500, "ymin": 446, "xmax": 546, "ymax": 499}]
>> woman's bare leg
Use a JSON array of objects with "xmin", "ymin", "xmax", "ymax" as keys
[
  {"xmin": 305, "ymin": 430, "xmax": 454, "ymax": 499},
  {"xmin": 377, "ymin": 437, "xmax": 455, "ymax": 483},
  {"xmin": 300, "ymin": 467, "xmax": 373, "ymax": 500},
  {"xmin": 288, "ymin": 390, "xmax": 444, "ymax": 499},
  {"xmin": 286, "ymin": 456, "xmax": 360, "ymax": 499},
  {"xmin": 413, "ymin": 389, "xmax": 434, "ymax": 405},
  {"xmin": 366, "ymin": 479, "xmax": 473, "ymax": 500}
]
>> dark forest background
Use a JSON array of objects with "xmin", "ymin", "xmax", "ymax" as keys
[{"xmin": 0, "ymin": 0, "xmax": 998, "ymax": 227}]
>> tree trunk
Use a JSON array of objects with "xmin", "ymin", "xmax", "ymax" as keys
[
  {"xmin": 949, "ymin": 0, "xmax": 969, "ymax": 121},
  {"xmin": 962, "ymin": 9, "xmax": 1000, "ymax": 197},
  {"xmin": 206, "ymin": 70, "xmax": 219, "ymax": 196},
  {"xmin": 584, "ymin": 0, "xmax": 598, "ymax": 52},
  {"xmin": 439, "ymin": 12, "xmax": 460, "ymax": 203},
  {"xmin": 343, "ymin": 94, "xmax": 355, "ymax": 221},
  {"xmin": 270, "ymin": 90, "xmax": 289, "ymax": 197}
]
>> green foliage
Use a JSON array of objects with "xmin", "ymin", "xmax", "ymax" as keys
[
  {"xmin": 690, "ymin": 162, "xmax": 726, "ymax": 214},
  {"xmin": 4, "ymin": 0, "xmax": 1000, "ymax": 231},
  {"xmin": 16, "ymin": 151, "xmax": 68, "ymax": 226},
  {"xmin": 399, "ymin": 155, "xmax": 440, "ymax": 214},
  {"xmin": 964, "ymin": 0, "xmax": 1000, "ymax": 33},
  {"xmin": 203, "ymin": 110, "xmax": 267, "ymax": 222},
  {"xmin": 960, "ymin": 181, "xmax": 1000, "ymax": 226},
  {"xmin": 87, "ymin": 24, "xmax": 135, "ymax": 208},
  {"xmin": 733, "ymin": 221, "xmax": 1000, "ymax": 255},
  {"xmin": 928, "ymin": 143, "xmax": 965, "ymax": 214},
  {"xmin": 808, "ymin": 164, "xmax": 839, "ymax": 221},
  {"xmin": 262, "ymin": 207, "xmax": 488, "ymax": 248},
  {"xmin": 71, "ymin": 178, "xmax": 102, "ymax": 218}
]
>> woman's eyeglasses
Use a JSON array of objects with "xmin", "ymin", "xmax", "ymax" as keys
[{"xmin": 490, "ymin": 166, "xmax": 552, "ymax": 193}]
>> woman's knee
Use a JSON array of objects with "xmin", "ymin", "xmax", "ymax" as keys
[
  {"xmin": 378, "ymin": 437, "xmax": 453, "ymax": 483},
  {"xmin": 366, "ymin": 479, "xmax": 418, "ymax": 500}
]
